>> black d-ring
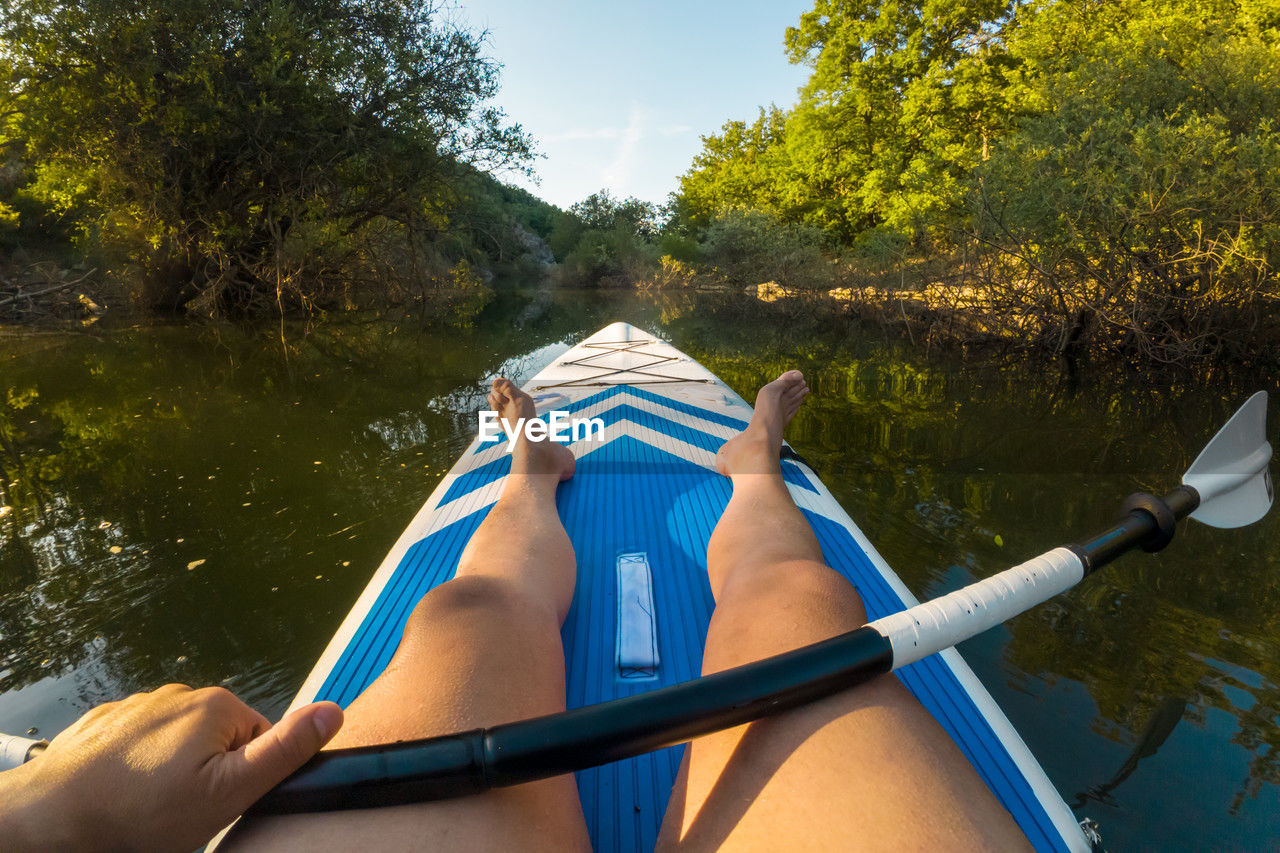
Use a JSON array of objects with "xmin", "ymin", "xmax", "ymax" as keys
[{"xmin": 1120, "ymin": 492, "xmax": 1177, "ymax": 552}]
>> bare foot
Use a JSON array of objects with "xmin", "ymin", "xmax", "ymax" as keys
[
  {"xmin": 488, "ymin": 378, "xmax": 575, "ymax": 481},
  {"xmin": 715, "ymin": 370, "xmax": 808, "ymax": 476}
]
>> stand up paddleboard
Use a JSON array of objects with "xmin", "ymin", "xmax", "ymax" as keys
[{"xmin": 282, "ymin": 322, "xmax": 1092, "ymax": 852}]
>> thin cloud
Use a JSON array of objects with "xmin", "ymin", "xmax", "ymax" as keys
[
  {"xmin": 542, "ymin": 118, "xmax": 688, "ymax": 145},
  {"xmin": 543, "ymin": 127, "xmax": 625, "ymax": 142},
  {"xmin": 601, "ymin": 102, "xmax": 644, "ymax": 188}
]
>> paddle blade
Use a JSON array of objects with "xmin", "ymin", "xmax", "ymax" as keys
[{"xmin": 1182, "ymin": 391, "xmax": 1273, "ymax": 528}]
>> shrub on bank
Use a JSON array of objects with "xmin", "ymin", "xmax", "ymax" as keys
[
  {"xmin": 700, "ymin": 210, "xmax": 834, "ymax": 292},
  {"xmin": 974, "ymin": 22, "xmax": 1280, "ymax": 363},
  {"xmin": 638, "ymin": 255, "xmax": 698, "ymax": 290},
  {"xmin": 550, "ymin": 191, "xmax": 662, "ymax": 287}
]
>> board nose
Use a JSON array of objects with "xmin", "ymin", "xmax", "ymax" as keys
[{"xmin": 593, "ymin": 321, "xmax": 648, "ymax": 342}]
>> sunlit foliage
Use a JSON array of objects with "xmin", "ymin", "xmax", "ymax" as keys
[
  {"xmin": 677, "ymin": 0, "xmax": 1280, "ymax": 364},
  {"xmin": 683, "ymin": 0, "xmax": 1015, "ymax": 240}
]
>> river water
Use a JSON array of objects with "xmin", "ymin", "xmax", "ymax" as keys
[{"xmin": 1, "ymin": 288, "xmax": 1277, "ymax": 848}]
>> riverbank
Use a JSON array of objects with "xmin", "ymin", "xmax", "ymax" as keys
[
  {"xmin": 7, "ymin": 255, "xmax": 1275, "ymax": 380},
  {"xmin": 0, "ymin": 250, "xmax": 501, "ymax": 332},
  {"xmin": 634, "ymin": 249, "xmax": 1280, "ymax": 370},
  {"xmin": 542, "ymin": 196, "xmax": 1279, "ymax": 370},
  {"xmin": 0, "ymin": 254, "xmax": 111, "ymax": 326}
]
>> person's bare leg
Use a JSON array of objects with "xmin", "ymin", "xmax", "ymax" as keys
[
  {"xmin": 657, "ymin": 371, "xmax": 1030, "ymax": 851},
  {"xmin": 227, "ymin": 378, "xmax": 589, "ymax": 851}
]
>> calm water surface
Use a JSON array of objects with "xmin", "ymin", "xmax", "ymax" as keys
[{"xmin": 1, "ymin": 289, "xmax": 1277, "ymax": 848}]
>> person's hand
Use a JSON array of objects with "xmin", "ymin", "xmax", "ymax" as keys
[{"xmin": 0, "ymin": 683, "xmax": 342, "ymax": 851}]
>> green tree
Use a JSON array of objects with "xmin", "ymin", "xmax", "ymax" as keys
[
  {"xmin": 679, "ymin": 0, "xmax": 1018, "ymax": 240},
  {"xmin": 568, "ymin": 190, "xmax": 658, "ymax": 238},
  {"xmin": 438, "ymin": 168, "xmax": 560, "ymax": 281},
  {"xmin": 781, "ymin": 0, "xmax": 1017, "ymax": 239},
  {"xmin": 0, "ymin": 0, "xmax": 532, "ymax": 314},
  {"xmin": 678, "ymin": 107, "xmax": 793, "ymax": 227},
  {"xmin": 548, "ymin": 190, "xmax": 660, "ymax": 286}
]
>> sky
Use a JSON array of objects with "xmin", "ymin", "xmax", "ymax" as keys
[{"xmin": 456, "ymin": 0, "xmax": 814, "ymax": 210}]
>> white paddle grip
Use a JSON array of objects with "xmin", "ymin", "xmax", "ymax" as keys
[{"xmin": 868, "ymin": 547, "xmax": 1085, "ymax": 669}]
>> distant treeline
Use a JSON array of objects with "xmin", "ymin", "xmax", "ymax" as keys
[
  {"xmin": 0, "ymin": 0, "xmax": 563, "ymax": 319},
  {"xmin": 562, "ymin": 0, "xmax": 1280, "ymax": 366}
]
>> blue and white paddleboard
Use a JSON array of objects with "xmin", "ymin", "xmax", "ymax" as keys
[{"xmin": 286, "ymin": 321, "xmax": 1090, "ymax": 852}]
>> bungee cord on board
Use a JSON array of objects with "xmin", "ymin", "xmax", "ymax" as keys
[{"xmin": 530, "ymin": 338, "xmax": 713, "ymax": 390}]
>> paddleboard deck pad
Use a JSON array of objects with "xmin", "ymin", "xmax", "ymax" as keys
[{"xmin": 287, "ymin": 322, "xmax": 1090, "ymax": 852}]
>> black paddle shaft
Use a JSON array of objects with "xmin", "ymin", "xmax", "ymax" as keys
[
  {"xmin": 248, "ymin": 624, "xmax": 894, "ymax": 814},
  {"xmin": 1069, "ymin": 486, "xmax": 1199, "ymax": 574}
]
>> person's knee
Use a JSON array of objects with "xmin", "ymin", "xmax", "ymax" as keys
[
  {"xmin": 410, "ymin": 574, "xmax": 557, "ymax": 633},
  {"xmin": 714, "ymin": 560, "xmax": 867, "ymax": 641}
]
